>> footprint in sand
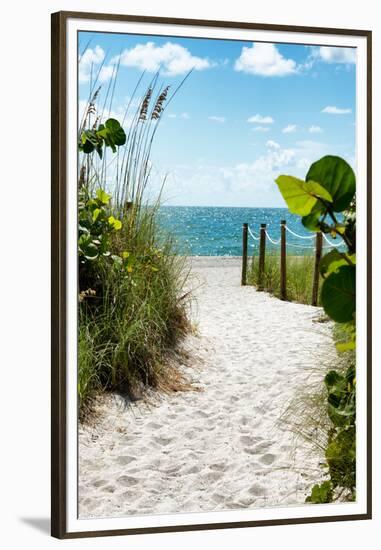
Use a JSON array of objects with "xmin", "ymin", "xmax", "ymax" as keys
[
  {"xmin": 197, "ymin": 410, "xmax": 210, "ymax": 419},
  {"xmin": 203, "ymin": 470, "xmax": 224, "ymax": 482},
  {"xmin": 153, "ymin": 435, "xmax": 174, "ymax": 447},
  {"xmin": 240, "ymin": 435, "xmax": 262, "ymax": 446},
  {"xmin": 184, "ymin": 464, "xmax": 201, "ymax": 475},
  {"xmin": 92, "ymin": 479, "xmax": 107, "ymax": 488},
  {"xmin": 211, "ymin": 492, "xmax": 226, "ymax": 504},
  {"xmin": 146, "ymin": 421, "xmax": 162, "ymax": 430},
  {"xmin": 259, "ymin": 453, "xmax": 276, "ymax": 465},
  {"xmin": 117, "ymin": 475, "xmax": 140, "ymax": 487},
  {"xmin": 209, "ymin": 462, "xmax": 226, "ymax": 472},
  {"xmin": 115, "ymin": 455, "xmax": 136, "ymax": 466},
  {"xmin": 248, "ymin": 483, "xmax": 267, "ymax": 496},
  {"xmin": 252, "ymin": 441, "xmax": 273, "ymax": 454},
  {"xmin": 102, "ymin": 484, "xmax": 116, "ymax": 493}
]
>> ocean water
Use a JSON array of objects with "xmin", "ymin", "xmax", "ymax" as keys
[{"xmin": 158, "ymin": 206, "xmax": 334, "ymax": 256}]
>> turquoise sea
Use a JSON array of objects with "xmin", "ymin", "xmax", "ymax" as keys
[{"xmin": 158, "ymin": 206, "xmax": 342, "ymax": 256}]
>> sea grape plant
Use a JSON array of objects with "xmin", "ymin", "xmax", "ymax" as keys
[
  {"xmin": 276, "ymin": 155, "xmax": 356, "ymax": 330},
  {"xmin": 78, "ymin": 118, "xmax": 126, "ymax": 158},
  {"xmin": 78, "ymin": 188, "xmax": 122, "ymax": 263},
  {"xmin": 276, "ymin": 155, "xmax": 356, "ymax": 503}
]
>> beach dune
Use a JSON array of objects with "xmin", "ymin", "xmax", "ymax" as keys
[{"xmin": 79, "ymin": 256, "xmax": 333, "ymax": 518}]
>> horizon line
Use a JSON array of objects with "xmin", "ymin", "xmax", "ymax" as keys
[{"xmin": 160, "ymin": 204, "xmax": 288, "ymax": 209}]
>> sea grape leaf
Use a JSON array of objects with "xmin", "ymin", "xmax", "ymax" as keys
[
  {"xmin": 92, "ymin": 208, "xmax": 101, "ymax": 222},
  {"xmin": 83, "ymin": 243, "xmax": 99, "ymax": 260},
  {"xmin": 306, "ymin": 481, "xmax": 333, "ymax": 504},
  {"xmin": 336, "ymin": 340, "xmax": 356, "ymax": 353},
  {"xmin": 325, "ymin": 370, "xmax": 343, "ymax": 389},
  {"xmin": 319, "ymin": 250, "xmax": 356, "ymax": 277},
  {"xmin": 320, "ymin": 265, "xmax": 355, "ymax": 323},
  {"xmin": 275, "ymin": 175, "xmax": 333, "ymax": 216},
  {"xmin": 105, "ymin": 118, "xmax": 126, "ymax": 146},
  {"xmin": 96, "ymin": 189, "xmax": 111, "ymax": 205},
  {"xmin": 108, "ymin": 216, "xmax": 122, "ymax": 230},
  {"xmin": 306, "ymin": 155, "xmax": 355, "ymax": 212},
  {"xmin": 302, "ymin": 210, "xmax": 323, "ymax": 231}
]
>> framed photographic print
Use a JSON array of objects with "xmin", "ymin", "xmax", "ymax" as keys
[{"xmin": 51, "ymin": 10, "xmax": 372, "ymax": 539}]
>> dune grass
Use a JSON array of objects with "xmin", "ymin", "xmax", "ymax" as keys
[
  {"xmin": 78, "ymin": 71, "xmax": 191, "ymax": 414},
  {"xmin": 248, "ymin": 252, "xmax": 318, "ymax": 305},
  {"xmin": 279, "ymin": 326, "xmax": 356, "ymax": 501}
]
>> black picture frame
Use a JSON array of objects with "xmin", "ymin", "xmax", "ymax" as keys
[{"xmin": 51, "ymin": 10, "xmax": 372, "ymax": 539}]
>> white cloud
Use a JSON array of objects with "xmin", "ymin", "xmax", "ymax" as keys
[
  {"xmin": 247, "ymin": 114, "xmax": 274, "ymax": 124},
  {"xmin": 115, "ymin": 42, "xmax": 213, "ymax": 76},
  {"xmin": 79, "ymin": 46, "xmax": 106, "ymax": 83},
  {"xmin": 98, "ymin": 65, "xmax": 115, "ymax": 83},
  {"xmin": 282, "ymin": 124, "xmax": 297, "ymax": 134},
  {"xmin": 235, "ymin": 43, "xmax": 297, "ymax": 77},
  {"xmin": 156, "ymin": 137, "xmax": 355, "ymax": 207},
  {"xmin": 168, "ymin": 112, "xmax": 190, "ymax": 119},
  {"xmin": 316, "ymin": 46, "xmax": 356, "ymax": 64},
  {"xmin": 208, "ymin": 116, "xmax": 226, "ymax": 123},
  {"xmin": 161, "ymin": 141, "xmax": 297, "ymax": 206},
  {"xmin": 251, "ymin": 126, "xmax": 270, "ymax": 132},
  {"xmin": 309, "ymin": 125, "xmax": 323, "ymax": 133},
  {"xmin": 322, "ymin": 105, "xmax": 352, "ymax": 115},
  {"xmin": 266, "ymin": 140, "xmax": 280, "ymax": 149}
]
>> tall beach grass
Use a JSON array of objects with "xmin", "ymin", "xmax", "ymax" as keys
[
  {"xmin": 78, "ymin": 67, "xmax": 192, "ymax": 413},
  {"xmin": 248, "ymin": 252, "xmax": 318, "ymax": 305}
]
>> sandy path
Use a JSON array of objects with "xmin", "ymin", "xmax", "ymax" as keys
[{"xmin": 79, "ymin": 257, "xmax": 333, "ymax": 518}]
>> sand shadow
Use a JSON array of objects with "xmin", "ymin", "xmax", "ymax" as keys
[{"xmin": 20, "ymin": 517, "xmax": 50, "ymax": 535}]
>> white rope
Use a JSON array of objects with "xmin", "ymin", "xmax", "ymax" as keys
[
  {"xmin": 322, "ymin": 232, "xmax": 345, "ymax": 247},
  {"xmin": 265, "ymin": 230, "xmax": 281, "ymax": 245},
  {"xmin": 284, "ymin": 225, "xmax": 315, "ymax": 240},
  {"xmin": 248, "ymin": 226, "xmax": 260, "ymax": 241}
]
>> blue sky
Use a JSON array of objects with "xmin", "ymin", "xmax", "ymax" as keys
[{"xmin": 78, "ymin": 31, "xmax": 356, "ymax": 207}]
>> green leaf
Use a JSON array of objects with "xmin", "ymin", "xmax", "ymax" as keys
[
  {"xmin": 81, "ymin": 140, "xmax": 95, "ymax": 154},
  {"xmin": 105, "ymin": 118, "xmax": 120, "ymax": 131},
  {"xmin": 306, "ymin": 155, "xmax": 356, "ymax": 212},
  {"xmin": 96, "ymin": 143, "xmax": 103, "ymax": 159},
  {"xmin": 105, "ymin": 118, "xmax": 126, "ymax": 146},
  {"xmin": 108, "ymin": 215, "xmax": 122, "ymax": 230},
  {"xmin": 336, "ymin": 340, "xmax": 356, "ymax": 353},
  {"xmin": 92, "ymin": 208, "xmax": 101, "ymax": 222},
  {"xmin": 302, "ymin": 212, "xmax": 321, "ymax": 231},
  {"xmin": 83, "ymin": 242, "xmax": 98, "ymax": 260},
  {"xmin": 306, "ymin": 481, "xmax": 333, "ymax": 503},
  {"xmin": 320, "ymin": 265, "xmax": 355, "ymax": 323},
  {"xmin": 325, "ymin": 370, "xmax": 343, "ymax": 389},
  {"xmin": 319, "ymin": 250, "xmax": 355, "ymax": 277},
  {"xmin": 96, "ymin": 189, "xmax": 111, "ymax": 205},
  {"xmin": 83, "ymin": 130, "xmax": 98, "ymax": 146},
  {"xmin": 275, "ymin": 175, "xmax": 333, "ymax": 216}
]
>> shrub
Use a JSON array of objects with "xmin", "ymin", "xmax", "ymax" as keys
[
  {"xmin": 248, "ymin": 253, "xmax": 316, "ymax": 305},
  {"xmin": 77, "ymin": 73, "xmax": 191, "ymax": 413},
  {"xmin": 275, "ymin": 155, "xmax": 356, "ymax": 503}
]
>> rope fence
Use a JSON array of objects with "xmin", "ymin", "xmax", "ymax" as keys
[{"xmin": 241, "ymin": 219, "xmax": 345, "ymax": 306}]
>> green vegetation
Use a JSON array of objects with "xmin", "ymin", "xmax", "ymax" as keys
[
  {"xmin": 275, "ymin": 155, "xmax": 356, "ymax": 503},
  {"xmin": 248, "ymin": 253, "xmax": 316, "ymax": 305},
  {"xmin": 78, "ymin": 75, "xmax": 190, "ymax": 414}
]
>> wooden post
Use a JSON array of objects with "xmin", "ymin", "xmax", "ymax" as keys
[
  {"xmin": 311, "ymin": 232, "xmax": 323, "ymax": 306},
  {"xmin": 280, "ymin": 219, "xmax": 287, "ymax": 301},
  {"xmin": 241, "ymin": 223, "xmax": 248, "ymax": 286},
  {"xmin": 258, "ymin": 223, "xmax": 266, "ymax": 291}
]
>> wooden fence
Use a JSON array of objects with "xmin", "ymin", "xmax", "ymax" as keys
[{"xmin": 241, "ymin": 220, "xmax": 323, "ymax": 306}]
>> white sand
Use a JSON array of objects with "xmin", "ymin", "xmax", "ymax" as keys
[{"xmin": 79, "ymin": 256, "xmax": 334, "ymax": 518}]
